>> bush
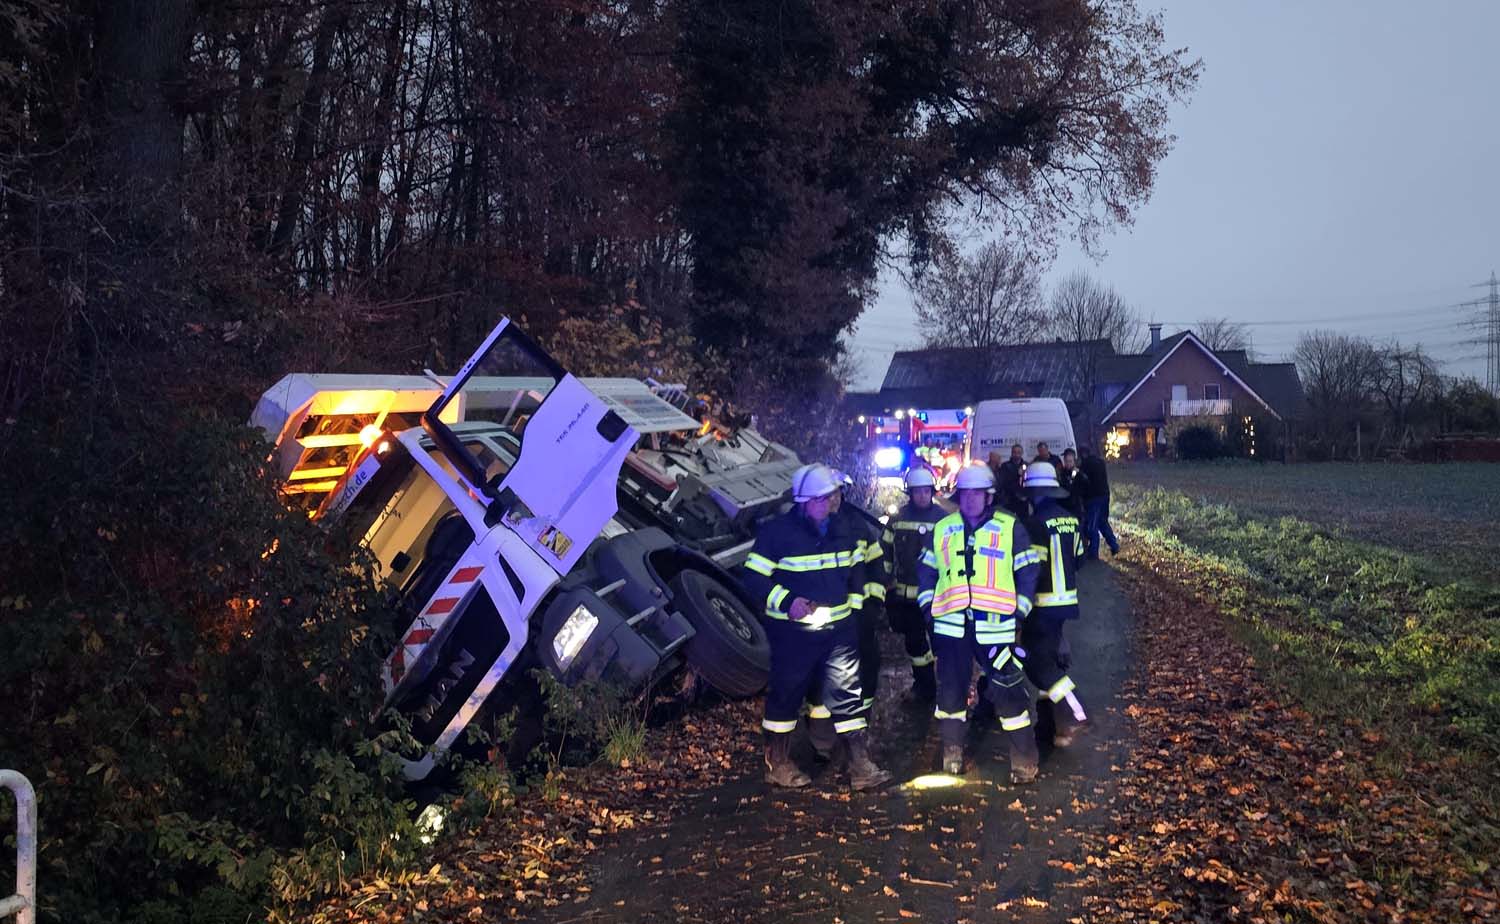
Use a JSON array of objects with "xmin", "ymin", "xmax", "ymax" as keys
[
  {"xmin": 1175, "ymin": 425, "xmax": 1222, "ymax": 460},
  {"xmin": 0, "ymin": 409, "xmax": 428, "ymax": 922}
]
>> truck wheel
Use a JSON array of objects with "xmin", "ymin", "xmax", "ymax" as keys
[{"xmin": 669, "ymin": 570, "xmax": 770, "ymax": 697}]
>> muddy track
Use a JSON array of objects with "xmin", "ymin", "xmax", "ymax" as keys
[{"xmin": 531, "ymin": 564, "xmax": 1134, "ymax": 924}]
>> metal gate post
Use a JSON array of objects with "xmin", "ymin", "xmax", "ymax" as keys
[{"xmin": 0, "ymin": 771, "xmax": 35, "ymax": 924}]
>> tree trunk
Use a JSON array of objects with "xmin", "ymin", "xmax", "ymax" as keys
[
  {"xmin": 92, "ymin": 1, "xmax": 192, "ymax": 231},
  {"xmin": 268, "ymin": 6, "xmax": 346, "ymax": 258}
]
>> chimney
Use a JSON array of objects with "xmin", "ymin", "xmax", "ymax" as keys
[{"xmin": 1148, "ymin": 322, "xmax": 1162, "ymax": 353}]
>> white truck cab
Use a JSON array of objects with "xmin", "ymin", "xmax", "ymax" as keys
[{"xmin": 252, "ymin": 319, "xmax": 772, "ymax": 779}]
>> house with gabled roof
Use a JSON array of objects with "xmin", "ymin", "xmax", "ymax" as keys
[
  {"xmin": 1096, "ymin": 325, "xmax": 1304, "ymax": 459},
  {"xmin": 854, "ymin": 322, "xmax": 1304, "ymax": 460}
]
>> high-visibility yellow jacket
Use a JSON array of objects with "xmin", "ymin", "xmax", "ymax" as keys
[{"xmin": 915, "ymin": 508, "xmax": 1039, "ymax": 645}]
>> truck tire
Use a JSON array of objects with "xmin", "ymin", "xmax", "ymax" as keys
[{"xmin": 669, "ymin": 570, "xmax": 770, "ymax": 697}]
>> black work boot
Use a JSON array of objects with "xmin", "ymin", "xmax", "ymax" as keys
[
  {"xmin": 1007, "ymin": 727, "xmax": 1040, "ymax": 785},
  {"xmin": 1052, "ymin": 694, "xmax": 1090, "ymax": 748},
  {"xmin": 764, "ymin": 733, "xmax": 811, "ymax": 789},
  {"xmin": 940, "ymin": 717, "xmax": 966, "ymax": 774},
  {"xmin": 843, "ymin": 731, "xmax": 893, "ymax": 792},
  {"xmin": 910, "ymin": 664, "xmax": 937, "ymax": 703},
  {"xmin": 807, "ymin": 715, "xmax": 838, "ymax": 763}
]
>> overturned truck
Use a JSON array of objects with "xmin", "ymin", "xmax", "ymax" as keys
[{"xmin": 251, "ymin": 319, "xmax": 799, "ymax": 779}]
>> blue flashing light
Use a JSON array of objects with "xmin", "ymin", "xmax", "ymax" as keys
[{"xmin": 874, "ymin": 446, "xmax": 905, "ymax": 472}]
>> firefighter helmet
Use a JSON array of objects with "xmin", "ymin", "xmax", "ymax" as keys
[
  {"xmin": 953, "ymin": 462, "xmax": 996, "ymax": 492},
  {"xmin": 790, "ymin": 463, "xmax": 840, "ymax": 502},
  {"xmin": 903, "ymin": 467, "xmax": 937, "ymax": 490},
  {"xmin": 1023, "ymin": 461, "xmax": 1070, "ymax": 498}
]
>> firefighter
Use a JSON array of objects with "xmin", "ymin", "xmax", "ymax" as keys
[
  {"xmin": 917, "ymin": 462, "xmax": 1042, "ymax": 784},
  {"xmin": 881, "ymin": 467, "xmax": 946, "ymax": 702},
  {"xmin": 805, "ymin": 470, "xmax": 888, "ymax": 761},
  {"xmin": 834, "ymin": 470, "xmax": 888, "ymax": 714},
  {"xmin": 1020, "ymin": 462, "xmax": 1091, "ymax": 745},
  {"xmin": 743, "ymin": 463, "xmax": 892, "ymax": 791}
]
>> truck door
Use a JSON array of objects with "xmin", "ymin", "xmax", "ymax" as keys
[
  {"xmin": 396, "ymin": 319, "xmax": 637, "ymax": 774},
  {"xmin": 422, "ymin": 319, "xmax": 638, "ymax": 575}
]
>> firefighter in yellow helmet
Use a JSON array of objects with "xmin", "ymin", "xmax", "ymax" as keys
[
  {"xmin": 742, "ymin": 463, "xmax": 891, "ymax": 791},
  {"xmin": 916, "ymin": 462, "xmax": 1042, "ymax": 783}
]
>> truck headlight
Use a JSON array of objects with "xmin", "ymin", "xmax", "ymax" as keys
[
  {"xmin": 874, "ymin": 447, "xmax": 903, "ymax": 470},
  {"xmin": 552, "ymin": 604, "xmax": 599, "ymax": 671}
]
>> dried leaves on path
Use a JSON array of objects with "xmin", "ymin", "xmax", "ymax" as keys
[{"xmin": 1085, "ymin": 546, "xmax": 1500, "ymax": 923}]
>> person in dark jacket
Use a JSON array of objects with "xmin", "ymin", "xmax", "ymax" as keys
[
  {"xmin": 1057, "ymin": 448, "xmax": 1087, "ymax": 520},
  {"xmin": 801, "ymin": 471, "xmax": 889, "ymax": 761},
  {"xmin": 1078, "ymin": 445, "xmax": 1120, "ymax": 559},
  {"xmin": 880, "ymin": 466, "xmax": 947, "ymax": 702},
  {"xmin": 743, "ymin": 463, "xmax": 891, "ymax": 791},
  {"xmin": 995, "ymin": 443, "xmax": 1027, "ymax": 516},
  {"xmin": 1032, "ymin": 441, "xmax": 1055, "ymax": 467},
  {"xmin": 1020, "ymin": 462, "xmax": 1091, "ymax": 747}
]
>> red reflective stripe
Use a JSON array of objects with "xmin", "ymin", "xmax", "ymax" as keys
[
  {"xmin": 425, "ymin": 596, "xmax": 461, "ymax": 616},
  {"xmin": 449, "ymin": 566, "xmax": 484, "ymax": 584},
  {"xmin": 404, "ymin": 628, "xmax": 435, "ymax": 645}
]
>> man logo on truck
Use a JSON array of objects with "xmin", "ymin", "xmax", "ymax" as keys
[{"xmin": 416, "ymin": 647, "xmax": 477, "ymax": 725}]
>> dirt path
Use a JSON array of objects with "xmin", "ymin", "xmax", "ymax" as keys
[{"xmin": 531, "ymin": 564, "xmax": 1134, "ymax": 924}]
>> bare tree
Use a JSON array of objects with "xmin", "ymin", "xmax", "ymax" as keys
[
  {"xmin": 1196, "ymin": 317, "xmax": 1253, "ymax": 356},
  {"xmin": 1047, "ymin": 271, "xmax": 1142, "ymax": 443},
  {"xmin": 913, "ymin": 238, "xmax": 1047, "ymax": 398},
  {"xmin": 1293, "ymin": 331, "xmax": 1383, "ymax": 459},
  {"xmin": 1373, "ymin": 342, "xmax": 1439, "ymax": 449}
]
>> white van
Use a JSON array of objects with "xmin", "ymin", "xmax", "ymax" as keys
[{"xmin": 969, "ymin": 398, "xmax": 1077, "ymax": 462}]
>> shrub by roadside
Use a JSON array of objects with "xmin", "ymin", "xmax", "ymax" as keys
[{"xmin": 0, "ymin": 411, "xmax": 426, "ymax": 922}]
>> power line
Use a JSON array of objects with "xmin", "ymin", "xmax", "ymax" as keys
[{"xmin": 1158, "ymin": 300, "xmax": 1473, "ymax": 327}]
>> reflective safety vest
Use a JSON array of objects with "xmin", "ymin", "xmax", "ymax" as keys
[
  {"xmin": 1032, "ymin": 506, "xmax": 1084, "ymax": 611},
  {"xmin": 918, "ymin": 511, "xmax": 1039, "ymax": 644},
  {"xmin": 882, "ymin": 501, "xmax": 948, "ymax": 600}
]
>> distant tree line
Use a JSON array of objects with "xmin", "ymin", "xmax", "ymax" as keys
[{"xmin": 1293, "ymin": 331, "xmax": 1500, "ymax": 460}]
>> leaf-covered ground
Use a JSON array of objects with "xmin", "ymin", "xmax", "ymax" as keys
[
  {"xmin": 1086, "ymin": 541, "xmax": 1500, "ymax": 922},
  {"xmin": 309, "ymin": 510, "xmax": 1500, "ymax": 923}
]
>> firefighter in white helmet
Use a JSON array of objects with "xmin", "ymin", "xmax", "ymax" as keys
[
  {"xmin": 742, "ymin": 463, "xmax": 891, "ymax": 791},
  {"xmin": 804, "ymin": 469, "xmax": 890, "ymax": 763},
  {"xmin": 916, "ymin": 461, "xmax": 1042, "ymax": 783},
  {"xmin": 1020, "ymin": 461, "xmax": 1090, "ymax": 746},
  {"xmin": 879, "ymin": 467, "xmax": 946, "ymax": 701}
]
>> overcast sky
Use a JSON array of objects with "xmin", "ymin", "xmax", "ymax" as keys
[{"xmin": 847, "ymin": 0, "xmax": 1500, "ymax": 390}]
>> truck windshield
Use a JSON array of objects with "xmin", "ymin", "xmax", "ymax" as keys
[
  {"xmin": 423, "ymin": 320, "xmax": 563, "ymax": 497},
  {"xmin": 345, "ymin": 437, "xmax": 511, "ymax": 590}
]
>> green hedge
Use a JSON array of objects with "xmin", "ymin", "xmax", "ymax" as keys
[{"xmin": 0, "ymin": 410, "xmax": 427, "ymax": 922}]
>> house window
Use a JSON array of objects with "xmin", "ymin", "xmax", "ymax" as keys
[
  {"xmin": 1171, "ymin": 384, "xmax": 1188, "ymax": 402},
  {"xmin": 1204, "ymin": 383, "xmax": 1221, "ymax": 400}
]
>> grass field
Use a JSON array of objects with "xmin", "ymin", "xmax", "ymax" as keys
[
  {"xmin": 1108, "ymin": 462, "xmax": 1500, "ymax": 778},
  {"xmin": 1113, "ymin": 461, "xmax": 1500, "ymax": 587}
]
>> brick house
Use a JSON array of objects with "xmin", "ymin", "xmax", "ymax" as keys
[{"xmin": 1097, "ymin": 325, "xmax": 1304, "ymax": 459}]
